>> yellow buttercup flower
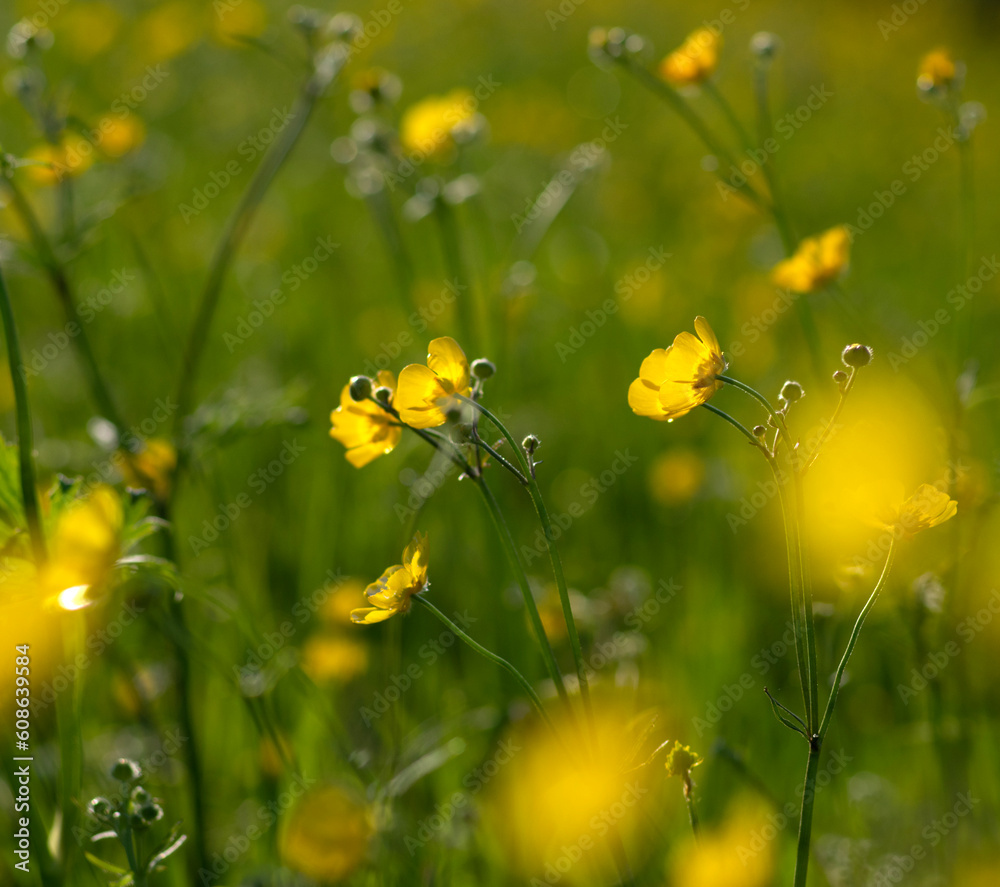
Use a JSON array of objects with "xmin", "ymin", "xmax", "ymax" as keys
[
  {"xmin": 300, "ymin": 635, "xmax": 368, "ymax": 683},
  {"xmin": 351, "ymin": 533, "xmax": 429, "ymax": 625},
  {"xmin": 628, "ymin": 317, "xmax": 726, "ymax": 421},
  {"xmin": 395, "ymin": 337, "xmax": 471, "ymax": 429},
  {"xmin": 917, "ymin": 48, "xmax": 956, "ymax": 91},
  {"xmin": 281, "ymin": 784, "xmax": 372, "ymax": 881},
  {"xmin": 399, "ymin": 90, "xmax": 475, "ymax": 160},
  {"xmin": 659, "ymin": 28, "xmax": 722, "ymax": 87},
  {"xmin": 772, "ymin": 226, "xmax": 850, "ymax": 293},
  {"xmin": 24, "ymin": 135, "xmax": 95, "ymax": 185},
  {"xmin": 97, "ymin": 115, "xmax": 146, "ymax": 158},
  {"xmin": 877, "ymin": 483, "xmax": 957, "ymax": 536},
  {"xmin": 329, "ymin": 370, "xmax": 401, "ymax": 468},
  {"xmin": 120, "ymin": 438, "xmax": 176, "ymax": 502}
]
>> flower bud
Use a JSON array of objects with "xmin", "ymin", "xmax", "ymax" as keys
[
  {"xmin": 752, "ymin": 425, "xmax": 767, "ymax": 438},
  {"xmin": 841, "ymin": 343, "xmax": 873, "ymax": 368},
  {"xmin": 110, "ymin": 759, "xmax": 141, "ymax": 782},
  {"xmin": 88, "ymin": 797, "xmax": 112, "ymax": 819},
  {"xmin": 471, "ymin": 358, "xmax": 496, "ymax": 380},
  {"xmin": 750, "ymin": 31, "xmax": 781, "ymax": 61},
  {"xmin": 348, "ymin": 375, "xmax": 373, "ymax": 402},
  {"xmin": 832, "ymin": 370, "xmax": 848, "ymax": 385},
  {"xmin": 139, "ymin": 802, "xmax": 163, "ymax": 824},
  {"xmin": 780, "ymin": 380, "xmax": 805, "ymax": 403},
  {"xmin": 373, "ymin": 386, "xmax": 393, "ymax": 407},
  {"xmin": 522, "ymin": 434, "xmax": 540, "ymax": 454},
  {"xmin": 131, "ymin": 787, "xmax": 151, "ymax": 805}
]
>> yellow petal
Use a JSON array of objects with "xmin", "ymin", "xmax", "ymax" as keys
[
  {"xmin": 396, "ymin": 364, "xmax": 449, "ymax": 428},
  {"xmin": 694, "ymin": 316, "xmax": 720, "ymax": 356},
  {"xmin": 350, "ymin": 607, "xmax": 397, "ymax": 624},
  {"xmin": 402, "ymin": 532, "xmax": 429, "ymax": 584},
  {"xmin": 427, "ymin": 337, "xmax": 470, "ymax": 395},
  {"xmin": 628, "ymin": 377, "xmax": 669, "ymax": 419},
  {"xmin": 638, "ymin": 349, "xmax": 671, "ymax": 385}
]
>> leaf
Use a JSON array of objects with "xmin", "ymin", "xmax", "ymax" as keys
[
  {"xmin": 146, "ymin": 825, "xmax": 187, "ymax": 872},
  {"xmin": 84, "ymin": 852, "xmax": 129, "ymax": 876}
]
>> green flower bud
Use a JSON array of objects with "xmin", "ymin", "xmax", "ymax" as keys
[
  {"xmin": 348, "ymin": 375, "xmax": 373, "ymax": 402},
  {"xmin": 841, "ymin": 344, "xmax": 874, "ymax": 368},
  {"xmin": 780, "ymin": 380, "xmax": 805, "ymax": 403},
  {"xmin": 471, "ymin": 358, "xmax": 496, "ymax": 380},
  {"xmin": 522, "ymin": 434, "xmax": 540, "ymax": 454},
  {"xmin": 832, "ymin": 370, "xmax": 848, "ymax": 385},
  {"xmin": 373, "ymin": 386, "xmax": 393, "ymax": 407},
  {"xmin": 110, "ymin": 759, "xmax": 142, "ymax": 782},
  {"xmin": 88, "ymin": 797, "xmax": 113, "ymax": 819}
]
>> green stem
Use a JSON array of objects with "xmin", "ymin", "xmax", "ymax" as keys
[
  {"xmin": 174, "ymin": 86, "xmax": 323, "ymax": 427},
  {"xmin": 703, "ymin": 81, "xmax": 755, "ymax": 154},
  {"xmin": 459, "ymin": 396, "xmax": 592, "ymax": 724},
  {"xmin": 800, "ymin": 368, "xmax": 856, "ymax": 474},
  {"xmin": 0, "ymin": 262, "xmax": 47, "ymax": 563},
  {"xmin": 682, "ymin": 775, "xmax": 700, "ymax": 840},
  {"xmin": 751, "ymin": 63, "xmax": 797, "ymax": 254},
  {"xmin": 818, "ymin": 539, "xmax": 897, "ymax": 740},
  {"xmin": 1, "ymin": 175, "xmax": 125, "ymax": 432},
  {"xmin": 366, "ymin": 189, "xmax": 415, "ymax": 311},
  {"xmin": 716, "ymin": 375, "xmax": 787, "ymax": 432},
  {"xmin": 433, "ymin": 199, "xmax": 485, "ymax": 353},
  {"xmin": 792, "ymin": 740, "xmax": 822, "ymax": 887},
  {"xmin": 413, "ymin": 595, "xmax": 558, "ymax": 738},
  {"xmin": 700, "ymin": 402, "xmax": 771, "ymax": 459},
  {"xmin": 792, "ymin": 470, "xmax": 819, "ymax": 734}
]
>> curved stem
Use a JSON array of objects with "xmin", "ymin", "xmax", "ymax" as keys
[
  {"xmin": 0, "ymin": 262, "xmax": 47, "ymax": 564},
  {"xmin": 702, "ymin": 81, "xmax": 755, "ymax": 154},
  {"xmin": 700, "ymin": 402, "xmax": 771, "ymax": 460},
  {"xmin": 819, "ymin": 538, "xmax": 897, "ymax": 740},
  {"xmin": 414, "ymin": 595, "xmax": 558, "ymax": 738},
  {"xmin": 716, "ymin": 375, "xmax": 787, "ymax": 431},
  {"xmin": 1, "ymin": 175, "xmax": 125, "ymax": 432},
  {"xmin": 174, "ymin": 86, "xmax": 322, "ymax": 428},
  {"xmin": 801, "ymin": 368, "xmax": 856, "ymax": 474}
]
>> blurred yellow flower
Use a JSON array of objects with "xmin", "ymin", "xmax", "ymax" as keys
[
  {"xmin": 121, "ymin": 438, "xmax": 176, "ymax": 502},
  {"xmin": 670, "ymin": 798, "xmax": 776, "ymax": 887},
  {"xmin": 24, "ymin": 136, "xmax": 94, "ymax": 185},
  {"xmin": 628, "ymin": 317, "xmax": 726, "ymax": 421},
  {"xmin": 47, "ymin": 485, "xmax": 124, "ymax": 608},
  {"xmin": 648, "ymin": 449, "xmax": 705, "ymax": 505},
  {"xmin": 917, "ymin": 48, "xmax": 956, "ymax": 91},
  {"xmin": 329, "ymin": 370, "xmax": 401, "ymax": 468},
  {"xmin": 399, "ymin": 90, "xmax": 475, "ymax": 159},
  {"xmin": 133, "ymin": 0, "xmax": 205, "ymax": 63},
  {"xmin": 281, "ymin": 784, "xmax": 371, "ymax": 881},
  {"xmin": 98, "ymin": 115, "xmax": 146, "ymax": 158},
  {"xmin": 58, "ymin": 2, "xmax": 123, "ymax": 61},
  {"xmin": 300, "ymin": 635, "xmax": 369, "ymax": 683},
  {"xmin": 318, "ymin": 578, "xmax": 367, "ymax": 625},
  {"xmin": 878, "ymin": 483, "xmax": 957, "ymax": 536},
  {"xmin": 659, "ymin": 28, "xmax": 722, "ymax": 87},
  {"xmin": 212, "ymin": 0, "xmax": 268, "ymax": 44},
  {"xmin": 351, "ymin": 532, "xmax": 429, "ymax": 625},
  {"xmin": 396, "ymin": 337, "xmax": 471, "ymax": 428},
  {"xmin": 772, "ymin": 226, "xmax": 850, "ymax": 293}
]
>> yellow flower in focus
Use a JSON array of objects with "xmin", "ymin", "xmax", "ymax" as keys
[
  {"xmin": 351, "ymin": 533, "xmax": 429, "ymax": 625},
  {"xmin": 917, "ymin": 48, "xmax": 956, "ymax": 91},
  {"xmin": 877, "ymin": 483, "xmax": 957, "ymax": 537},
  {"xmin": 670, "ymin": 799, "xmax": 775, "ymax": 887},
  {"xmin": 329, "ymin": 370, "xmax": 401, "ymax": 468},
  {"xmin": 395, "ymin": 337, "xmax": 471, "ymax": 429},
  {"xmin": 772, "ymin": 226, "xmax": 850, "ymax": 293},
  {"xmin": 628, "ymin": 317, "xmax": 726, "ymax": 421},
  {"xmin": 659, "ymin": 28, "xmax": 722, "ymax": 87},
  {"xmin": 97, "ymin": 115, "xmax": 146, "ymax": 158},
  {"xmin": 24, "ymin": 136, "xmax": 94, "ymax": 185},
  {"xmin": 648, "ymin": 449, "xmax": 705, "ymax": 505},
  {"xmin": 121, "ymin": 438, "xmax": 176, "ymax": 502},
  {"xmin": 399, "ymin": 90, "xmax": 475, "ymax": 160},
  {"xmin": 47, "ymin": 485, "xmax": 124, "ymax": 607},
  {"xmin": 281, "ymin": 784, "xmax": 371, "ymax": 882}
]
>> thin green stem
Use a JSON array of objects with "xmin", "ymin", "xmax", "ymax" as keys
[
  {"xmin": 792, "ymin": 740, "xmax": 822, "ymax": 887},
  {"xmin": 716, "ymin": 375, "xmax": 787, "ymax": 433},
  {"xmin": 1, "ymin": 175, "xmax": 125, "ymax": 431},
  {"xmin": 433, "ymin": 200, "xmax": 483, "ymax": 353},
  {"xmin": 615, "ymin": 58, "xmax": 769, "ymax": 210},
  {"xmin": 751, "ymin": 64, "xmax": 797, "ymax": 254},
  {"xmin": 819, "ymin": 539, "xmax": 897, "ymax": 740},
  {"xmin": 366, "ymin": 189, "xmax": 415, "ymax": 311},
  {"xmin": 174, "ymin": 86, "xmax": 322, "ymax": 427},
  {"xmin": 801, "ymin": 368, "xmax": 856, "ymax": 474},
  {"xmin": 458, "ymin": 396, "xmax": 592, "ymax": 723},
  {"xmin": 414, "ymin": 595, "xmax": 557, "ymax": 738},
  {"xmin": 0, "ymin": 262, "xmax": 47, "ymax": 563},
  {"xmin": 682, "ymin": 776, "xmax": 700, "ymax": 840},
  {"xmin": 700, "ymin": 402, "xmax": 771, "ymax": 460},
  {"xmin": 702, "ymin": 81, "xmax": 755, "ymax": 154},
  {"xmin": 792, "ymin": 470, "xmax": 819, "ymax": 734}
]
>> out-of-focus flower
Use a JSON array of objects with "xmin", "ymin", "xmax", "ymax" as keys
[
  {"xmin": 659, "ymin": 28, "xmax": 722, "ymax": 86},
  {"xmin": 648, "ymin": 449, "xmax": 705, "ymax": 505},
  {"xmin": 212, "ymin": 0, "xmax": 267, "ymax": 44},
  {"xmin": 664, "ymin": 741, "xmax": 703, "ymax": 778},
  {"xmin": 876, "ymin": 484, "xmax": 957, "ymax": 536},
  {"xmin": 628, "ymin": 317, "xmax": 726, "ymax": 421},
  {"xmin": 97, "ymin": 115, "xmax": 146, "ymax": 158},
  {"xmin": 317, "ymin": 578, "xmax": 367, "ymax": 625},
  {"xmin": 670, "ymin": 798, "xmax": 776, "ymax": 887},
  {"xmin": 301, "ymin": 635, "xmax": 368, "ymax": 682},
  {"xmin": 133, "ymin": 0, "xmax": 204, "ymax": 63},
  {"xmin": 121, "ymin": 438, "xmax": 176, "ymax": 502},
  {"xmin": 281, "ymin": 784, "xmax": 371, "ymax": 881},
  {"xmin": 772, "ymin": 226, "xmax": 850, "ymax": 292},
  {"xmin": 24, "ymin": 135, "xmax": 94, "ymax": 185},
  {"xmin": 399, "ymin": 90, "xmax": 475, "ymax": 159},
  {"xmin": 330, "ymin": 370, "xmax": 401, "ymax": 467},
  {"xmin": 350, "ymin": 532, "xmax": 428, "ymax": 624},
  {"xmin": 917, "ymin": 48, "xmax": 956, "ymax": 92},
  {"xmin": 47, "ymin": 485, "xmax": 124, "ymax": 608},
  {"xmin": 396, "ymin": 337, "xmax": 471, "ymax": 428},
  {"xmin": 57, "ymin": 2, "xmax": 123, "ymax": 61}
]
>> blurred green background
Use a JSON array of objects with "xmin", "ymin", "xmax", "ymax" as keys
[{"xmin": 1, "ymin": 0, "xmax": 998, "ymax": 884}]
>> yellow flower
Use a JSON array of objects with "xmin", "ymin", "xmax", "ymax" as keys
[
  {"xmin": 399, "ymin": 89, "xmax": 475, "ymax": 160},
  {"xmin": 395, "ymin": 337, "xmax": 471, "ymax": 429},
  {"xmin": 47, "ymin": 485, "xmax": 124, "ymax": 608},
  {"xmin": 628, "ymin": 317, "xmax": 726, "ymax": 421},
  {"xmin": 120, "ymin": 438, "xmax": 176, "ymax": 502},
  {"xmin": 300, "ymin": 635, "xmax": 369, "ymax": 683},
  {"xmin": 97, "ymin": 115, "xmax": 146, "ymax": 158},
  {"xmin": 329, "ymin": 370, "xmax": 401, "ymax": 467},
  {"xmin": 917, "ymin": 48, "xmax": 956, "ymax": 91},
  {"xmin": 24, "ymin": 135, "xmax": 94, "ymax": 185},
  {"xmin": 351, "ymin": 533, "xmax": 429, "ymax": 624},
  {"xmin": 877, "ymin": 483, "xmax": 957, "ymax": 536},
  {"xmin": 281, "ymin": 784, "xmax": 371, "ymax": 881},
  {"xmin": 772, "ymin": 226, "xmax": 850, "ymax": 293},
  {"xmin": 648, "ymin": 449, "xmax": 705, "ymax": 505},
  {"xmin": 659, "ymin": 28, "xmax": 722, "ymax": 87}
]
